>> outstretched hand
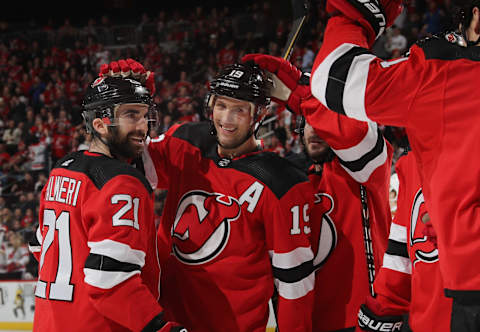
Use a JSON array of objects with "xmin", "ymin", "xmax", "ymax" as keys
[{"xmin": 99, "ymin": 58, "xmax": 156, "ymax": 96}]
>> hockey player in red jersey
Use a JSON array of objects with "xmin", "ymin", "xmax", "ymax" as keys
[
  {"xmin": 310, "ymin": 0, "xmax": 480, "ymax": 329},
  {"xmin": 99, "ymin": 59, "xmax": 317, "ymax": 332},
  {"xmin": 29, "ymin": 76, "xmax": 186, "ymax": 332},
  {"xmin": 242, "ymin": 53, "xmax": 392, "ymax": 331},
  {"xmin": 357, "ymin": 150, "xmax": 451, "ymax": 332}
]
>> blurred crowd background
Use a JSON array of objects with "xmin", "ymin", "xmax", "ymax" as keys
[{"xmin": 0, "ymin": 0, "xmax": 455, "ymax": 279}]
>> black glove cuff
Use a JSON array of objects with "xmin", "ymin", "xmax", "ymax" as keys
[
  {"xmin": 358, "ymin": 304, "xmax": 403, "ymax": 332},
  {"xmin": 299, "ymin": 72, "xmax": 311, "ymax": 86},
  {"xmin": 142, "ymin": 312, "xmax": 166, "ymax": 332},
  {"xmin": 347, "ymin": 0, "xmax": 386, "ymax": 40}
]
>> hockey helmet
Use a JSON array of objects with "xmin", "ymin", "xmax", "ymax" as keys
[
  {"xmin": 204, "ymin": 62, "xmax": 272, "ymax": 122},
  {"xmin": 82, "ymin": 76, "xmax": 156, "ymax": 134}
]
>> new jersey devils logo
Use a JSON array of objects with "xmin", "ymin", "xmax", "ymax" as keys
[
  {"xmin": 313, "ymin": 193, "xmax": 338, "ymax": 270},
  {"xmin": 410, "ymin": 189, "xmax": 438, "ymax": 266},
  {"xmin": 172, "ymin": 190, "xmax": 241, "ymax": 265}
]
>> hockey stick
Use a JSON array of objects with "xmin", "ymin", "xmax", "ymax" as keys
[
  {"xmin": 281, "ymin": 0, "xmax": 310, "ymax": 60},
  {"xmin": 360, "ymin": 185, "xmax": 376, "ymax": 297},
  {"xmin": 270, "ymin": 3, "xmax": 311, "ymax": 331}
]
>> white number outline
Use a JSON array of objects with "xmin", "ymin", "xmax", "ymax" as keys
[
  {"xmin": 111, "ymin": 194, "xmax": 140, "ymax": 230},
  {"xmin": 228, "ymin": 69, "xmax": 244, "ymax": 78},
  {"xmin": 290, "ymin": 203, "xmax": 310, "ymax": 235},
  {"xmin": 35, "ymin": 209, "xmax": 74, "ymax": 302}
]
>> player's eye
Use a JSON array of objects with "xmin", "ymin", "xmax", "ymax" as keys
[{"xmin": 233, "ymin": 106, "xmax": 248, "ymax": 114}]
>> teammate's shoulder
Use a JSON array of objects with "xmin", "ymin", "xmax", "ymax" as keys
[
  {"xmin": 165, "ymin": 121, "xmax": 216, "ymax": 150},
  {"xmin": 55, "ymin": 151, "xmax": 152, "ymax": 193},
  {"xmin": 415, "ymin": 32, "xmax": 480, "ymax": 61},
  {"xmin": 232, "ymin": 151, "xmax": 310, "ymax": 199}
]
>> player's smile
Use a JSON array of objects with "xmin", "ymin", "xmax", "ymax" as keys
[
  {"xmin": 129, "ymin": 136, "xmax": 145, "ymax": 146},
  {"xmin": 219, "ymin": 124, "xmax": 237, "ymax": 134}
]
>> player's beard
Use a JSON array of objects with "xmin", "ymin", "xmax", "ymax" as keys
[
  {"xmin": 107, "ymin": 127, "xmax": 145, "ymax": 160},
  {"xmin": 304, "ymin": 137, "xmax": 334, "ymax": 165}
]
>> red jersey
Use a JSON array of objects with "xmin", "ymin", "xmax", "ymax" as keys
[
  {"xmin": 301, "ymin": 98, "xmax": 392, "ymax": 331},
  {"xmin": 29, "ymin": 151, "xmax": 162, "ymax": 332},
  {"xmin": 311, "ymin": 16, "xmax": 480, "ymax": 297},
  {"xmin": 369, "ymin": 152, "xmax": 451, "ymax": 331},
  {"xmin": 143, "ymin": 122, "xmax": 317, "ymax": 332}
]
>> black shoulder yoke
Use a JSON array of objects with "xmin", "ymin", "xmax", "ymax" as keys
[
  {"xmin": 170, "ymin": 122, "xmax": 309, "ymax": 198},
  {"xmin": 231, "ymin": 151, "xmax": 310, "ymax": 199},
  {"xmin": 417, "ymin": 34, "xmax": 480, "ymax": 61},
  {"xmin": 54, "ymin": 151, "xmax": 153, "ymax": 193},
  {"xmin": 171, "ymin": 122, "xmax": 217, "ymax": 157}
]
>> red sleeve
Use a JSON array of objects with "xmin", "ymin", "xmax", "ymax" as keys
[
  {"xmin": 310, "ymin": 16, "xmax": 426, "ymax": 128},
  {"xmin": 302, "ymin": 96, "xmax": 392, "ymax": 186},
  {"xmin": 266, "ymin": 181, "xmax": 317, "ymax": 332},
  {"xmin": 83, "ymin": 175, "xmax": 162, "ymax": 332}
]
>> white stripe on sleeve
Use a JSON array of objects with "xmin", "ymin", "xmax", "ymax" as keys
[
  {"xmin": 271, "ymin": 247, "xmax": 314, "ymax": 269},
  {"xmin": 339, "ymin": 140, "xmax": 387, "ymax": 183},
  {"xmin": 382, "ymin": 252, "xmax": 412, "ymax": 275},
  {"xmin": 332, "ymin": 122, "xmax": 379, "ymax": 162},
  {"xmin": 343, "ymin": 53, "xmax": 376, "ymax": 122},
  {"xmin": 274, "ymin": 272, "xmax": 315, "ymax": 300},
  {"xmin": 84, "ymin": 269, "xmax": 140, "ymax": 289},
  {"xmin": 311, "ymin": 43, "xmax": 357, "ymax": 107},
  {"xmin": 389, "ymin": 222, "xmax": 408, "ymax": 244},
  {"xmin": 87, "ymin": 239, "xmax": 146, "ymax": 267}
]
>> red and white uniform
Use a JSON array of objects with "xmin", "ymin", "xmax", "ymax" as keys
[
  {"xmin": 144, "ymin": 122, "xmax": 317, "ymax": 332},
  {"xmin": 368, "ymin": 151, "xmax": 451, "ymax": 331},
  {"xmin": 311, "ymin": 16, "xmax": 480, "ymax": 300},
  {"xmin": 302, "ymin": 98, "xmax": 392, "ymax": 331},
  {"xmin": 29, "ymin": 150, "xmax": 162, "ymax": 332}
]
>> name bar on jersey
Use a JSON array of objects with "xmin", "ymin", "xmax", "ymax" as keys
[{"xmin": 44, "ymin": 175, "xmax": 82, "ymax": 207}]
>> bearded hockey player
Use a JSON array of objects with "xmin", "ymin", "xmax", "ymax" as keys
[
  {"xmin": 310, "ymin": 0, "xmax": 480, "ymax": 329},
  {"xmin": 358, "ymin": 150, "xmax": 451, "ymax": 332},
  {"xmin": 242, "ymin": 53, "xmax": 392, "ymax": 331},
  {"xmin": 29, "ymin": 76, "xmax": 186, "ymax": 331},
  {"xmin": 99, "ymin": 59, "xmax": 318, "ymax": 332}
]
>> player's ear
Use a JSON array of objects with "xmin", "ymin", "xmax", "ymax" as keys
[{"xmin": 92, "ymin": 118, "xmax": 109, "ymax": 137}]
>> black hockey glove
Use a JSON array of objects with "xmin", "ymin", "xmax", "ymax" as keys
[
  {"xmin": 358, "ymin": 304, "xmax": 403, "ymax": 332},
  {"xmin": 326, "ymin": 0, "xmax": 402, "ymax": 46},
  {"xmin": 142, "ymin": 313, "xmax": 188, "ymax": 332}
]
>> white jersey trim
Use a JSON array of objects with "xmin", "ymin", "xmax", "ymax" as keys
[
  {"xmin": 87, "ymin": 239, "xmax": 146, "ymax": 267},
  {"xmin": 84, "ymin": 268, "xmax": 140, "ymax": 289},
  {"xmin": 311, "ymin": 43, "xmax": 358, "ymax": 107},
  {"xmin": 332, "ymin": 122, "xmax": 379, "ymax": 161},
  {"xmin": 382, "ymin": 252, "xmax": 412, "ymax": 275},
  {"xmin": 339, "ymin": 139, "xmax": 387, "ymax": 183},
  {"xmin": 343, "ymin": 52, "xmax": 376, "ymax": 122},
  {"xmin": 270, "ymin": 247, "xmax": 314, "ymax": 269},
  {"xmin": 389, "ymin": 222, "xmax": 408, "ymax": 244},
  {"xmin": 142, "ymin": 137, "xmax": 158, "ymax": 190},
  {"xmin": 274, "ymin": 271, "xmax": 315, "ymax": 300}
]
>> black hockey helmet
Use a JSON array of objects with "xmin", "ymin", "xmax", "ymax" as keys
[
  {"xmin": 82, "ymin": 76, "xmax": 156, "ymax": 134},
  {"xmin": 204, "ymin": 62, "xmax": 272, "ymax": 121}
]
